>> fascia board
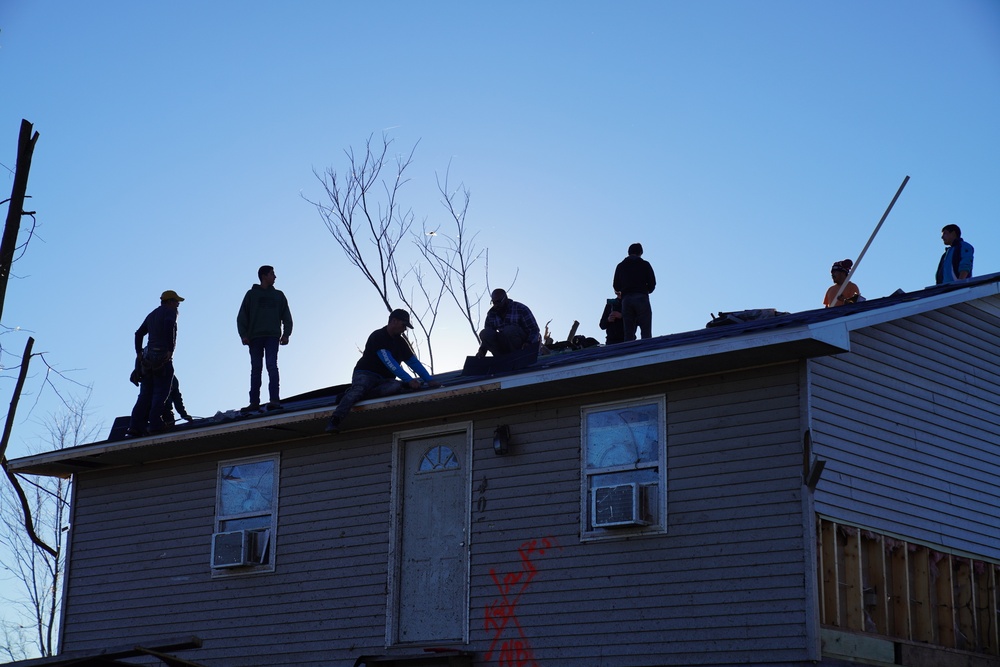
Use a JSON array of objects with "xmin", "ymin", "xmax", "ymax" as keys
[{"xmin": 833, "ymin": 282, "xmax": 1000, "ymax": 333}]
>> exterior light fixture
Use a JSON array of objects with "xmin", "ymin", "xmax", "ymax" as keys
[{"xmin": 492, "ymin": 425, "xmax": 510, "ymax": 456}]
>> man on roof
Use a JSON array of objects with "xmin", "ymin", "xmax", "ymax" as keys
[
  {"xmin": 613, "ymin": 242, "xmax": 656, "ymax": 341},
  {"xmin": 237, "ymin": 265, "xmax": 293, "ymax": 413},
  {"xmin": 325, "ymin": 309, "xmax": 440, "ymax": 433},
  {"xmin": 127, "ymin": 290, "xmax": 184, "ymax": 436},
  {"xmin": 823, "ymin": 259, "xmax": 863, "ymax": 307},
  {"xmin": 599, "ymin": 290, "xmax": 626, "ymax": 345},
  {"xmin": 475, "ymin": 288, "xmax": 541, "ymax": 360},
  {"xmin": 935, "ymin": 224, "xmax": 974, "ymax": 284}
]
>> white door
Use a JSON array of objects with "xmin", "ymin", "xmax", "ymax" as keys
[{"xmin": 393, "ymin": 430, "xmax": 470, "ymax": 643}]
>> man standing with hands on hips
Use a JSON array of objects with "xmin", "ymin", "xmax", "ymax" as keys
[{"xmin": 237, "ymin": 265, "xmax": 293, "ymax": 412}]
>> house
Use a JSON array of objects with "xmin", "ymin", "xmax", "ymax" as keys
[{"xmin": 5, "ymin": 274, "xmax": 1000, "ymax": 667}]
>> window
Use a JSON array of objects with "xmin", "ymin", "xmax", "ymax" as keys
[
  {"xmin": 213, "ymin": 454, "xmax": 279, "ymax": 572},
  {"xmin": 581, "ymin": 396, "xmax": 666, "ymax": 538},
  {"xmin": 418, "ymin": 445, "xmax": 460, "ymax": 472}
]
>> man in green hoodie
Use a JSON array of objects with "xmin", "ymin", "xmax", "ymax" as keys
[{"xmin": 237, "ymin": 265, "xmax": 293, "ymax": 412}]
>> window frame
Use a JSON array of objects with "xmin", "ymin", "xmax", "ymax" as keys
[
  {"xmin": 213, "ymin": 452, "xmax": 280, "ymax": 575},
  {"xmin": 580, "ymin": 395, "xmax": 667, "ymax": 541}
]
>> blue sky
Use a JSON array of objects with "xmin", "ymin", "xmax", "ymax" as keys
[
  {"xmin": 1, "ymin": 1, "xmax": 998, "ymax": 451},
  {"xmin": 0, "ymin": 0, "xmax": 998, "ymax": 653}
]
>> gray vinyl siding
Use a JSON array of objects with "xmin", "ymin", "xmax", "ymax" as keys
[
  {"xmin": 62, "ymin": 435, "xmax": 400, "ymax": 666},
  {"xmin": 809, "ymin": 298, "xmax": 1000, "ymax": 558},
  {"xmin": 470, "ymin": 365, "xmax": 812, "ymax": 666},
  {"xmin": 60, "ymin": 365, "xmax": 812, "ymax": 666}
]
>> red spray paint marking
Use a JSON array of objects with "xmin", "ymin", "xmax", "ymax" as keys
[{"xmin": 484, "ymin": 537, "xmax": 557, "ymax": 667}]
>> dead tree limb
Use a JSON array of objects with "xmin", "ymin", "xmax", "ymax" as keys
[
  {"xmin": 0, "ymin": 336, "xmax": 57, "ymax": 558},
  {"xmin": 0, "ymin": 119, "xmax": 39, "ymax": 323}
]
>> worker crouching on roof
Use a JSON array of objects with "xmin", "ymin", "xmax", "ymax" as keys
[
  {"xmin": 823, "ymin": 259, "xmax": 863, "ymax": 308},
  {"xmin": 325, "ymin": 309, "xmax": 441, "ymax": 434},
  {"xmin": 476, "ymin": 289, "xmax": 541, "ymax": 359}
]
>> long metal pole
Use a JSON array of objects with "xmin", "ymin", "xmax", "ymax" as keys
[{"xmin": 831, "ymin": 175, "xmax": 910, "ymax": 305}]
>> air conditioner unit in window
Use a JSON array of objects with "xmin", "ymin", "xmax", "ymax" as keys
[
  {"xmin": 592, "ymin": 483, "xmax": 651, "ymax": 528},
  {"xmin": 211, "ymin": 529, "xmax": 269, "ymax": 569}
]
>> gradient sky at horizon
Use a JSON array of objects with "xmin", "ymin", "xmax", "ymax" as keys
[{"xmin": 1, "ymin": 0, "xmax": 997, "ymax": 446}]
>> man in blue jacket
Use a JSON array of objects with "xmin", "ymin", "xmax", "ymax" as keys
[{"xmin": 935, "ymin": 225, "xmax": 974, "ymax": 284}]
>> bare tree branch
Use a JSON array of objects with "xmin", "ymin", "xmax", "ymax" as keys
[
  {"xmin": 0, "ymin": 120, "xmax": 92, "ymax": 660},
  {"xmin": 418, "ymin": 165, "xmax": 489, "ymax": 342},
  {"xmin": 305, "ymin": 134, "xmax": 416, "ymax": 313},
  {"xmin": 0, "ymin": 337, "xmax": 55, "ymax": 559},
  {"xmin": 304, "ymin": 134, "xmax": 447, "ymax": 367},
  {"xmin": 1, "ymin": 394, "xmax": 95, "ymax": 658},
  {"xmin": 305, "ymin": 133, "xmax": 517, "ymax": 373}
]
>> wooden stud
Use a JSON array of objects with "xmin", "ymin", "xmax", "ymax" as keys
[
  {"xmin": 973, "ymin": 561, "xmax": 991, "ymax": 653},
  {"xmin": 821, "ymin": 519, "xmax": 840, "ymax": 626},
  {"xmin": 889, "ymin": 538, "xmax": 911, "ymax": 640},
  {"xmin": 992, "ymin": 565, "xmax": 1000, "ymax": 655},
  {"xmin": 863, "ymin": 531, "xmax": 889, "ymax": 634},
  {"xmin": 911, "ymin": 546, "xmax": 933, "ymax": 643},
  {"xmin": 935, "ymin": 552, "xmax": 956, "ymax": 647},
  {"xmin": 843, "ymin": 526, "xmax": 864, "ymax": 631},
  {"xmin": 955, "ymin": 557, "xmax": 973, "ymax": 651}
]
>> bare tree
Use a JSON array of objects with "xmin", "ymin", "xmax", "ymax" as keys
[
  {"xmin": 0, "ymin": 119, "xmax": 92, "ymax": 661},
  {"xmin": 0, "ymin": 396, "xmax": 97, "ymax": 659},
  {"xmin": 308, "ymin": 134, "xmax": 417, "ymax": 312},
  {"xmin": 418, "ymin": 163, "xmax": 517, "ymax": 343},
  {"xmin": 306, "ymin": 133, "xmax": 510, "ymax": 371},
  {"xmin": 305, "ymin": 134, "xmax": 520, "ymax": 371}
]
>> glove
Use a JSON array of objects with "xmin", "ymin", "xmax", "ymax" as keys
[{"xmin": 129, "ymin": 368, "xmax": 141, "ymax": 386}]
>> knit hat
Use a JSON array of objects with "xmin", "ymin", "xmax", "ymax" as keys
[
  {"xmin": 628, "ymin": 243, "xmax": 643, "ymax": 256},
  {"xmin": 830, "ymin": 259, "xmax": 853, "ymax": 274}
]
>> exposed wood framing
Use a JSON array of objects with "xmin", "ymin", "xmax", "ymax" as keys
[
  {"xmin": 888, "ymin": 536, "xmax": 911, "ymax": 640},
  {"xmin": 843, "ymin": 526, "xmax": 863, "ymax": 631},
  {"xmin": 864, "ymin": 530, "xmax": 889, "ymax": 634},
  {"xmin": 817, "ymin": 516, "xmax": 1000, "ymax": 658},
  {"xmin": 820, "ymin": 518, "xmax": 840, "ymax": 625}
]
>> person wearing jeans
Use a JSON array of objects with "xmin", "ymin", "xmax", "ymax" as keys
[
  {"xmin": 237, "ymin": 265, "xmax": 293, "ymax": 412},
  {"xmin": 613, "ymin": 243, "xmax": 656, "ymax": 341},
  {"xmin": 128, "ymin": 290, "xmax": 183, "ymax": 436},
  {"xmin": 326, "ymin": 309, "xmax": 440, "ymax": 433}
]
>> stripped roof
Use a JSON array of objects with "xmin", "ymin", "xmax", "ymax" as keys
[{"xmin": 8, "ymin": 272, "xmax": 1000, "ymax": 479}]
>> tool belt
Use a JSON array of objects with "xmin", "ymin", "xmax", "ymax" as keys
[{"xmin": 141, "ymin": 346, "xmax": 172, "ymax": 374}]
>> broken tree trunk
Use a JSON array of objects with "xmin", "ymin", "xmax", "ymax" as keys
[{"xmin": 0, "ymin": 119, "xmax": 40, "ymax": 323}]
